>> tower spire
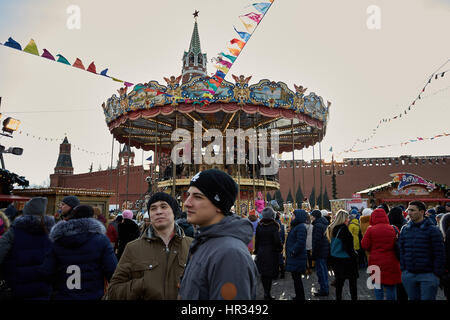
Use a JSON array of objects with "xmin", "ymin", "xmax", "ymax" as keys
[
  {"xmin": 182, "ymin": 12, "xmax": 207, "ymax": 84},
  {"xmin": 54, "ymin": 136, "xmax": 73, "ymax": 175}
]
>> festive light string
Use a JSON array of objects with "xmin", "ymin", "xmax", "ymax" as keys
[
  {"xmin": 337, "ymin": 60, "xmax": 449, "ymax": 154},
  {"xmin": 16, "ymin": 129, "xmax": 111, "ymax": 157},
  {"xmin": 0, "ymin": 1, "xmax": 275, "ymax": 106}
]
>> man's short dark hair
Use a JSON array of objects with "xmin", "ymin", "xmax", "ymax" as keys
[{"xmin": 408, "ymin": 200, "xmax": 426, "ymax": 212}]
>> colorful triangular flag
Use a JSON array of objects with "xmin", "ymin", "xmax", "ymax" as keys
[
  {"xmin": 240, "ymin": 12, "xmax": 262, "ymax": 23},
  {"xmin": 56, "ymin": 54, "xmax": 71, "ymax": 65},
  {"xmin": 230, "ymin": 38, "xmax": 246, "ymax": 50},
  {"xmin": 219, "ymin": 52, "xmax": 236, "ymax": 63},
  {"xmin": 252, "ymin": 3, "xmax": 271, "ymax": 14},
  {"xmin": 23, "ymin": 39, "xmax": 39, "ymax": 56},
  {"xmin": 41, "ymin": 48, "xmax": 55, "ymax": 60},
  {"xmin": 4, "ymin": 37, "xmax": 22, "ymax": 50},
  {"xmin": 239, "ymin": 17, "xmax": 255, "ymax": 32},
  {"xmin": 72, "ymin": 58, "xmax": 85, "ymax": 70},
  {"xmin": 87, "ymin": 62, "xmax": 97, "ymax": 73},
  {"xmin": 100, "ymin": 68, "xmax": 109, "ymax": 76},
  {"xmin": 233, "ymin": 26, "xmax": 251, "ymax": 42}
]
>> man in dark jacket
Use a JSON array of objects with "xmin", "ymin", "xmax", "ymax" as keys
[
  {"xmin": 311, "ymin": 210, "xmax": 330, "ymax": 296},
  {"xmin": 39, "ymin": 205, "xmax": 117, "ymax": 300},
  {"xmin": 117, "ymin": 210, "xmax": 140, "ymax": 260},
  {"xmin": 179, "ymin": 169, "xmax": 259, "ymax": 300},
  {"xmin": 255, "ymin": 207, "xmax": 282, "ymax": 300},
  {"xmin": 285, "ymin": 209, "xmax": 308, "ymax": 300},
  {"xmin": 275, "ymin": 212, "xmax": 286, "ymax": 279},
  {"xmin": 0, "ymin": 197, "xmax": 55, "ymax": 299},
  {"xmin": 399, "ymin": 200, "xmax": 445, "ymax": 300},
  {"xmin": 58, "ymin": 195, "xmax": 80, "ymax": 221}
]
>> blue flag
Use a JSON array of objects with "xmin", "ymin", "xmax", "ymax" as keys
[
  {"xmin": 146, "ymin": 155, "xmax": 153, "ymax": 162},
  {"xmin": 4, "ymin": 37, "xmax": 22, "ymax": 50},
  {"xmin": 215, "ymin": 70, "xmax": 226, "ymax": 79},
  {"xmin": 252, "ymin": 3, "xmax": 271, "ymax": 14},
  {"xmin": 233, "ymin": 26, "xmax": 251, "ymax": 42},
  {"xmin": 100, "ymin": 68, "xmax": 109, "ymax": 76}
]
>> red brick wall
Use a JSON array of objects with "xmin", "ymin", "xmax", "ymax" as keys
[
  {"xmin": 278, "ymin": 156, "xmax": 450, "ymax": 201},
  {"xmin": 52, "ymin": 166, "xmax": 150, "ymax": 206}
]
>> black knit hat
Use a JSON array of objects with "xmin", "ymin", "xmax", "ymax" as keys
[
  {"xmin": 147, "ymin": 192, "xmax": 180, "ymax": 217},
  {"xmin": 62, "ymin": 195, "xmax": 80, "ymax": 209},
  {"xmin": 71, "ymin": 205, "xmax": 94, "ymax": 220},
  {"xmin": 311, "ymin": 209, "xmax": 322, "ymax": 220},
  {"xmin": 189, "ymin": 169, "xmax": 238, "ymax": 216}
]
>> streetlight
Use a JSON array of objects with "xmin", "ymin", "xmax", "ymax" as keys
[{"xmin": 1, "ymin": 117, "xmax": 21, "ymax": 137}]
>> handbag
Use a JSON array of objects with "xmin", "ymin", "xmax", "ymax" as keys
[{"xmin": 391, "ymin": 225, "xmax": 401, "ymax": 260}]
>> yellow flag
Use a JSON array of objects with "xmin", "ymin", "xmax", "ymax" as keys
[
  {"xmin": 239, "ymin": 17, "xmax": 255, "ymax": 32},
  {"xmin": 23, "ymin": 39, "xmax": 39, "ymax": 56},
  {"xmin": 112, "ymin": 77, "xmax": 124, "ymax": 83},
  {"xmin": 215, "ymin": 65, "xmax": 229, "ymax": 73}
]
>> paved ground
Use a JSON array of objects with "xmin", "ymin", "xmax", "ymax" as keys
[{"xmin": 255, "ymin": 268, "xmax": 447, "ymax": 300}]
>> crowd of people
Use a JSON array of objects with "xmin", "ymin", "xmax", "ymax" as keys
[{"xmin": 0, "ymin": 168, "xmax": 449, "ymax": 301}]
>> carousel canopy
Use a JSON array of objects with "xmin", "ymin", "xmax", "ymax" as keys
[{"xmin": 102, "ymin": 75, "xmax": 330, "ymax": 154}]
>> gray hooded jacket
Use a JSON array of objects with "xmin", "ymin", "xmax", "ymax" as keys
[{"xmin": 178, "ymin": 215, "xmax": 259, "ymax": 300}]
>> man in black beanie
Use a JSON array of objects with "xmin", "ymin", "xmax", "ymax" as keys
[
  {"xmin": 107, "ymin": 192, "xmax": 192, "ymax": 300},
  {"xmin": 59, "ymin": 195, "xmax": 80, "ymax": 221},
  {"xmin": 179, "ymin": 169, "xmax": 259, "ymax": 300}
]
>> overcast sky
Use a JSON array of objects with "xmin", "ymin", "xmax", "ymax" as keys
[{"xmin": 0, "ymin": 0, "xmax": 449, "ymax": 186}]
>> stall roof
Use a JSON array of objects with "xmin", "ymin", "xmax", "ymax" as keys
[
  {"xmin": 356, "ymin": 182, "xmax": 394, "ymax": 195},
  {"xmin": 0, "ymin": 194, "xmax": 31, "ymax": 202}
]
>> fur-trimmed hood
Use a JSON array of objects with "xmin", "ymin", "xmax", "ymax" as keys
[
  {"xmin": 12, "ymin": 214, "xmax": 55, "ymax": 235},
  {"xmin": 50, "ymin": 218, "xmax": 106, "ymax": 247}
]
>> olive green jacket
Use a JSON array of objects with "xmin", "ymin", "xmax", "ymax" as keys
[{"xmin": 105, "ymin": 223, "xmax": 192, "ymax": 300}]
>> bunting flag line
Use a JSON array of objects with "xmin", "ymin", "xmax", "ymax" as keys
[
  {"xmin": 0, "ymin": 37, "xmax": 136, "ymax": 87},
  {"xmin": 336, "ymin": 132, "xmax": 450, "ymax": 156},
  {"xmin": 340, "ymin": 59, "xmax": 450, "ymax": 153},
  {"xmin": 0, "ymin": 1, "xmax": 276, "ymax": 107}
]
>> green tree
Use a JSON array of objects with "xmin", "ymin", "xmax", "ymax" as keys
[
  {"xmin": 286, "ymin": 189, "xmax": 294, "ymax": 203},
  {"xmin": 274, "ymin": 189, "xmax": 284, "ymax": 209},
  {"xmin": 295, "ymin": 183, "xmax": 304, "ymax": 209},
  {"xmin": 309, "ymin": 186, "xmax": 316, "ymax": 208},
  {"xmin": 323, "ymin": 187, "xmax": 331, "ymax": 210},
  {"xmin": 316, "ymin": 190, "xmax": 323, "ymax": 209}
]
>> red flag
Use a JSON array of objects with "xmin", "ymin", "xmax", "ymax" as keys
[
  {"xmin": 72, "ymin": 58, "xmax": 85, "ymax": 70},
  {"xmin": 87, "ymin": 62, "xmax": 97, "ymax": 73},
  {"xmin": 230, "ymin": 38, "xmax": 246, "ymax": 49}
]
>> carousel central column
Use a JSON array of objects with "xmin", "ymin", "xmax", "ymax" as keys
[
  {"xmin": 237, "ymin": 109, "xmax": 241, "ymax": 215},
  {"xmin": 291, "ymin": 119, "xmax": 296, "ymax": 208},
  {"xmin": 172, "ymin": 112, "xmax": 177, "ymax": 198}
]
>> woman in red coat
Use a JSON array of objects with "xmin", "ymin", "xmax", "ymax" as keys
[{"xmin": 361, "ymin": 208, "xmax": 401, "ymax": 300}]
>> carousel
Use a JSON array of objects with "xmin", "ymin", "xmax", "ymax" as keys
[{"xmin": 101, "ymin": 18, "xmax": 330, "ymax": 216}]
